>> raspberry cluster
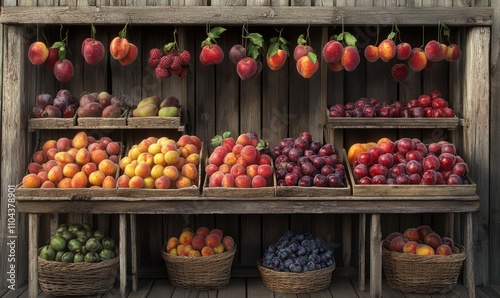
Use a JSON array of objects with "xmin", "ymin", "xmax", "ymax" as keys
[{"xmin": 148, "ymin": 48, "xmax": 191, "ymax": 79}]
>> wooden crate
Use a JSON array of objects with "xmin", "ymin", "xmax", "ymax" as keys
[
  {"xmin": 28, "ymin": 115, "xmax": 77, "ymax": 131},
  {"xmin": 15, "ymin": 140, "xmax": 124, "ymax": 199},
  {"xmin": 275, "ymin": 174, "xmax": 351, "ymax": 198},
  {"xmin": 326, "ymin": 110, "xmax": 460, "ymax": 129},
  {"xmin": 127, "ymin": 108, "xmax": 181, "ymax": 129},
  {"xmin": 344, "ymin": 150, "xmax": 477, "ymax": 197},
  {"xmin": 201, "ymin": 172, "xmax": 276, "ymax": 198},
  {"xmin": 115, "ymin": 145, "xmax": 203, "ymax": 198},
  {"xmin": 77, "ymin": 108, "xmax": 129, "ymax": 129}
]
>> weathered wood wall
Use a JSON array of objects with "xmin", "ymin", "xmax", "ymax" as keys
[{"xmin": 0, "ymin": 0, "xmax": 496, "ymax": 290}]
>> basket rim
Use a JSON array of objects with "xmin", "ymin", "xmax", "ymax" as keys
[
  {"xmin": 257, "ymin": 260, "xmax": 336, "ymax": 276},
  {"xmin": 382, "ymin": 244, "xmax": 465, "ymax": 260},
  {"xmin": 161, "ymin": 245, "xmax": 237, "ymax": 260}
]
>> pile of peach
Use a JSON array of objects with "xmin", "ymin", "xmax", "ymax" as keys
[
  {"xmin": 22, "ymin": 132, "xmax": 121, "ymax": 188},
  {"xmin": 384, "ymin": 225, "xmax": 461, "ymax": 256},
  {"xmin": 165, "ymin": 227, "xmax": 235, "ymax": 257},
  {"xmin": 117, "ymin": 135, "xmax": 201, "ymax": 189}
]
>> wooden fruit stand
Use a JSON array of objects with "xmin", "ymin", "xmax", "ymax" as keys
[{"xmin": 0, "ymin": 2, "xmax": 495, "ymax": 298}]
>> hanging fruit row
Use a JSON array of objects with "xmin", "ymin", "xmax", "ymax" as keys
[{"xmin": 28, "ymin": 23, "xmax": 461, "ymax": 83}]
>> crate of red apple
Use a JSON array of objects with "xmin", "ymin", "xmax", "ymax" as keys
[
  {"xmin": 327, "ymin": 90, "xmax": 459, "ymax": 129},
  {"xmin": 345, "ymin": 137, "xmax": 476, "ymax": 196},
  {"xmin": 18, "ymin": 131, "xmax": 122, "ymax": 198},
  {"xmin": 202, "ymin": 132, "xmax": 275, "ymax": 198},
  {"xmin": 272, "ymin": 132, "xmax": 351, "ymax": 197},
  {"xmin": 116, "ymin": 135, "xmax": 202, "ymax": 197},
  {"xmin": 382, "ymin": 226, "xmax": 466, "ymax": 293}
]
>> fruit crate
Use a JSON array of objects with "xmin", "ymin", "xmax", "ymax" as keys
[
  {"xmin": 28, "ymin": 114, "xmax": 77, "ymax": 132},
  {"xmin": 77, "ymin": 108, "xmax": 129, "ymax": 129},
  {"xmin": 16, "ymin": 138, "xmax": 123, "ymax": 199},
  {"xmin": 275, "ymin": 164, "xmax": 351, "ymax": 198},
  {"xmin": 115, "ymin": 145, "xmax": 202, "ymax": 198},
  {"xmin": 201, "ymin": 173, "xmax": 276, "ymax": 198},
  {"xmin": 326, "ymin": 110, "xmax": 460, "ymax": 129},
  {"xmin": 126, "ymin": 108, "xmax": 182, "ymax": 129},
  {"xmin": 344, "ymin": 150, "xmax": 477, "ymax": 197}
]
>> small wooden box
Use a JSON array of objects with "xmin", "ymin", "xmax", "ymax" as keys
[
  {"xmin": 326, "ymin": 109, "xmax": 460, "ymax": 129},
  {"xmin": 116, "ymin": 145, "xmax": 202, "ymax": 198},
  {"xmin": 275, "ymin": 174, "xmax": 351, "ymax": 198},
  {"xmin": 28, "ymin": 115, "xmax": 77, "ymax": 131},
  {"xmin": 201, "ymin": 173, "xmax": 276, "ymax": 199},
  {"xmin": 16, "ymin": 141, "xmax": 124, "ymax": 200},
  {"xmin": 344, "ymin": 150, "xmax": 477, "ymax": 197},
  {"xmin": 127, "ymin": 108, "xmax": 181, "ymax": 129},
  {"xmin": 77, "ymin": 108, "xmax": 129, "ymax": 129}
]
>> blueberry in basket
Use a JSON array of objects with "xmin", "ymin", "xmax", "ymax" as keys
[{"xmin": 261, "ymin": 231, "xmax": 335, "ymax": 273}]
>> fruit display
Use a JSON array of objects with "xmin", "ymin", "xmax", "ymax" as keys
[
  {"xmin": 77, "ymin": 91, "xmax": 127, "ymax": 118},
  {"xmin": 205, "ymin": 132, "xmax": 273, "ymax": 189},
  {"xmin": 21, "ymin": 132, "xmax": 121, "ymax": 189},
  {"xmin": 117, "ymin": 135, "xmax": 201, "ymax": 189},
  {"xmin": 81, "ymin": 25, "xmax": 105, "ymax": 65},
  {"xmin": 348, "ymin": 137, "xmax": 471, "ymax": 185},
  {"xmin": 322, "ymin": 30, "xmax": 360, "ymax": 72},
  {"xmin": 130, "ymin": 95, "xmax": 180, "ymax": 118},
  {"xmin": 28, "ymin": 39, "xmax": 75, "ymax": 83},
  {"xmin": 109, "ymin": 23, "xmax": 138, "ymax": 66},
  {"xmin": 148, "ymin": 29, "xmax": 191, "ymax": 79},
  {"xmin": 164, "ymin": 227, "xmax": 235, "ymax": 257},
  {"xmin": 272, "ymin": 132, "xmax": 345, "ymax": 188},
  {"xmin": 39, "ymin": 223, "xmax": 116, "ymax": 263},
  {"xmin": 231, "ymin": 25, "xmax": 264, "ymax": 80},
  {"xmin": 266, "ymin": 31, "xmax": 289, "ymax": 71},
  {"xmin": 328, "ymin": 90, "xmax": 455, "ymax": 118},
  {"xmin": 200, "ymin": 26, "xmax": 226, "ymax": 65},
  {"xmin": 261, "ymin": 230, "xmax": 334, "ymax": 272},
  {"xmin": 30, "ymin": 89, "xmax": 78, "ymax": 119},
  {"xmin": 383, "ymin": 225, "xmax": 461, "ymax": 255},
  {"xmin": 295, "ymin": 34, "xmax": 319, "ymax": 78}
]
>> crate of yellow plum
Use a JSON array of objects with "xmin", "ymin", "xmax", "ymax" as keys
[
  {"xmin": 382, "ymin": 225, "xmax": 465, "ymax": 293},
  {"xmin": 161, "ymin": 227, "xmax": 236, "ymax": 290},
  {"xmin": 17, "ymin": 131, "xmax": 122, "ymax": 198},
  {"xmin": 116, "ymin": 135, "xmax": 202, "ymax": 197}
]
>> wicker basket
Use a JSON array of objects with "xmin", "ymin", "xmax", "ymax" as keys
[
  {"xmin": 382, "ymin": 245, "xmax": 466, "ymax": 293},
  {"xmin": 161, "ymin": 245, "xmax": 236, "ymax": 290},
  {"xmin": 37, "ymin": 254, "xmax": 119, "ymax": 296},
  {"xmin": 257, "ymin": 262, "xmax": 336, "ymax": 294}
]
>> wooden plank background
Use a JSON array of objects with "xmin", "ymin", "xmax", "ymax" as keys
[{"xmin": 0, "ymin": 0, "xmax": 496, "ymax": 290}]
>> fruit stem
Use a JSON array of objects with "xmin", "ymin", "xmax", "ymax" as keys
[
  {"xmin": 173, "ymin": 27, "xmax": 179, "ymax": 51},
  {"xmin": 306, "ymin": 24, "xmax": 311, "ymax": 46},
  {"xmin": 421, "ymin": 25, "xmax": 425, "ymax": 49},
  {"xmin": 375, "ymin": 24, "xmax": 379, "ymax": 46},
  {"xmin": 91, "ymin": 23, "xmax": 97, "ymax": 41}
]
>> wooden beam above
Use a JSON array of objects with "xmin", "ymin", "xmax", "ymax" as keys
[{"xmin": 0, "ymin": 6, "xmax": 493, "ymax": 26}]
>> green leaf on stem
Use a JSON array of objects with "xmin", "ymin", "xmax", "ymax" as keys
[
  {"xmin": 222, "ymin": 131, "xmax": 231, "ymax": 139},
  {"xmin": 344, "ymin": 32, "xmax": 357, "ymax": 47},
  {"xmin": 308, "ymin": 52, "xmax": 317, "ymax": 64},
  {"xmin": 211, "ymin": 135, "xmax": 223, "ymax": 146},
  {"xmin": 268, "ymin": 42, "xmax": 279, "ymax": 58}
]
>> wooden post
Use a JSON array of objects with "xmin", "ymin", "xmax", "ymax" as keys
[
  {"xmin": 130, "ymin": 214, "xmax": 138, "ymax": 292},
  {"xmin": 465, "ymin": 212, "xmax": 475, "ymax": 298},
  {"xmin": 119, "ymin": 214, "xmax": 127, "ymax": 298},
  {"xmin": 370, "ymin": 214, "xmax": 382, "ymax": 298},
  {"xmin": 358, "ymin": 214, "xmax": 366, "ymax": 291},
  {"xmin": 463, "ymin": 26, "xmax": 490, "ymax": 287},
  {"xmin": 28, "ymin": 214, "xmax": 39, "ymax": 298},
  {"xmin": 342, "ymin": 215, "xmax": 352, "ymax": 268}
]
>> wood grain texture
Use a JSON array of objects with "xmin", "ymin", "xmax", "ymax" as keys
[
  {"xmin": 463, "ymin": 26, "xmax": 490, "ymax": 287},
  {"xmin": 0, "ymin": 6, "xmax": 493, "ymax": 26},
  {"xmin": 370, "ymin": 214, "xmax": 382, "ymax": 298},
  {"xmin": 489, "ymin": 0, "xmax": 500, "ymax": 286},
  {"xmin": 1, "ymin": 26, "xmax": 28, "ymax": 290}
]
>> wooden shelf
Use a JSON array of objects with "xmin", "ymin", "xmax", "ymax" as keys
[
  {"xmin": 326, "ymin": 116, "xmax": 462, "ymax": 129},
  {"xmin": 16, "ymin": 196, "xmax": 480, "ymax": 214},
  {"xmin": 0, "ymin": 6, "xmax": 493, "ymax": 26}
]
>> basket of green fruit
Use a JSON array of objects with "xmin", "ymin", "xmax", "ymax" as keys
[
  {"xmin": 257, "ymin": 231, "xmax": 336, "ymax": 294},
  {"xmin": 37, "ymin": 223, "xmax": 119, "ymax": 296}
]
